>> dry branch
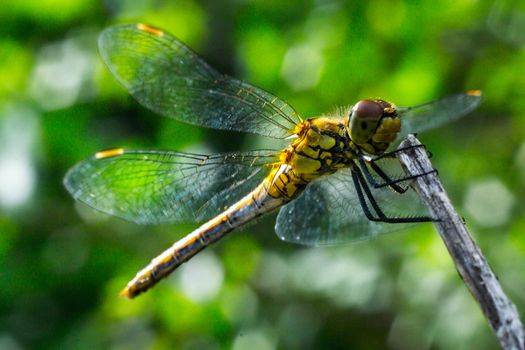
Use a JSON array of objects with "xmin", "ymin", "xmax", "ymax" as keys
[{"xmin": 397, "ymin": 134, "xmax": 524, "ymax": 350}]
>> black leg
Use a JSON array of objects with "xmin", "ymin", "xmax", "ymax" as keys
[
  {"xmin": 358, "ymin": 141, "xmax": 437, "ymax": 189},
  {"xmin": 357, "ymin": 158, "xmax": 408, "ymax": 193},
  {"xmin": 357, "ymin": 154, "xmax": 437, "ymax": 190},
  {"xmin": 351, "ymin": 169, "xmax": 379, "ymax": 221},
  {"xmin": 373, "ymin": 143, "xmax": 432, "ymax": 161},
  {"xmin": 351, "ymin": 166, "xmax": 436, "ymax": 223}
]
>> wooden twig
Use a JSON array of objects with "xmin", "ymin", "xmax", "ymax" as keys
[{"xmin": 396, "ymin": 134, "xmax": 524, "ymax": 350}]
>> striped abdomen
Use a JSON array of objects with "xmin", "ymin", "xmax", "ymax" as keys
[{"xmin": 120, "ymin": 180, "xmax": 287, "ymax": 298}]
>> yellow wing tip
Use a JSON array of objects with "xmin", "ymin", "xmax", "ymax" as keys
[
  {"xmin": 95, "ymin": 148, "xmax": 124, "ymax": 159},
  {"xmin": 466, "ymin": 89, "xmax": 482, "ymax": 97},
  {"xmin": 137, "ymin": 23, "xmax": 164, "ymax": 37}
]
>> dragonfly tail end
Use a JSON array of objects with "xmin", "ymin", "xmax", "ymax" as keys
[{"xmin": 119, "ymin": 286, "xmax": 136, "ymax": 299}]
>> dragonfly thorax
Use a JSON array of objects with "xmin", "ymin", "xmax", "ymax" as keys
[
  {"xmin": 264, "ymin": 117, "xmax": 353, "ymax": 200},
  {"xmin": 348, "ymin": 99, "xmax": 401, "ymax": 155}
]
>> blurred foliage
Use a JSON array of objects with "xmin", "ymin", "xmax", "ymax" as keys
[{"xmin": 1, "ymin": 0, "xmax": 525, "ymax": 349}]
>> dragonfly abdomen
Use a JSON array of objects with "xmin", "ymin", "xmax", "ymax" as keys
[{"xmin": 120, "ymin": 181, "xmax": 287, "ymax": 298}]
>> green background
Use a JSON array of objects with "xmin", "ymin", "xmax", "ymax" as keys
[{"xmin": 1, "ymin": 0, "xmax": 525, "ymax": 349}]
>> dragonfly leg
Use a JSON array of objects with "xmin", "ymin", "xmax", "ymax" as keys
[
  {"xmin": 357, "ymin": 158, "xmax": 408, "ymax": 193},
  {"xmin": 358, "ymin": 156, "xmax": 437, "ymax": 192},
  {"xmin": 372, "ymin": 143, "xmax": 432, "ymax": 161},
  {"xmin": 351, "ymin": 166, "xmax": 436, "ymax": 223},
  {"xmin": 374, "ymin": 168, "xmax": 438, "ymax": 189}
]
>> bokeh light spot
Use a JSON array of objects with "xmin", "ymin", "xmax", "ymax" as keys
[
  {"xmin": 0, "ymin": 103, "xmax": 39, "ymax": 209},
  {"xmin": 0, "ymin": 157, "xmax": 35, "ymax": 208},
  {"xmin": 232, "ymin": 329, "xmax": 276, "ymax": 350},
  {"xmin": 29, "ymin": 36, "xmax": 96, "ymax": 111},
  {"xmin": 179, "ymin": 252, "xmax": 224, "ymax": 303},
  {"xmin": 464, "ymin": 177, "xmax": 515, "ymax": 227},
  {"xmin": 0, "ymin": 334, "xmax": 22, "ymax": 350},
  {"xmin": 281, "ymin": 43, "xmax": 324, "ymax": 91}
]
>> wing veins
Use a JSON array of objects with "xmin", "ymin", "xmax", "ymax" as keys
[{"xmin": 133, "ymin": 34, "xmax": 299, "ymax": 129}]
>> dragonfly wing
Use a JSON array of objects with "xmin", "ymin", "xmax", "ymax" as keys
[
  {"xmin": 275, "ymin": 167, "xmax": 429, "ymax": 246},
  {"xmin": 64, "ymin": 149, "xmax": 279, "ymax": 225},
  {"xmin": 98, "ymin": 23, "xmax": 302, "ymax": 139},
  {"xmin": 396, "ymin": 91, "xmax": 483, "ymax": 142}
]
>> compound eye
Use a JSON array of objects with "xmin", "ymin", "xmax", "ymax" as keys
[
  {"xmin": 349, "ymin": 100, "xmax": 384, "ymax": 144},
  {"xmin": 352, "ymin": 100, "xmax": 383, "ymax": 122}
]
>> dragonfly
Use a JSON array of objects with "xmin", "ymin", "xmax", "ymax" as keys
[{"xmin": 64, "ymin": 23, "xmax": 482, "ymax": 298}]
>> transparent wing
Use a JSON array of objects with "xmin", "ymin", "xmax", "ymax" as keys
[
  {"xmin": 275, "ymin": 164, "xmax": 429, "ymax": 246},
  {"xmin": 396, "ymin": 91, "xmax": 483, "ymax": 141},
  {"xmin": 98, "ymin": 23, "xmax": 302, "ymax": 139},
  {"xmin": 64, "ymin": 149, "xmax": 279, "ymax": 225}
]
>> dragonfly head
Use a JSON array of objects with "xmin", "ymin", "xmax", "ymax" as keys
[{"xmin": 348, "ymin": 99, "xmax": 400, "ymax": 154}]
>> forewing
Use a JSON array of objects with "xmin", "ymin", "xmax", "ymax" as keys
[
  {"xmin": 397, "ymin": 91, "xmax": 483, "ymax": 141},
  {"xmin": 275, "ymin": 167, "xmax": 429, "ymax": 246},
  {"xmin": 98, "ymin": 23, "xmax": 302, "ymax": 139},
  {"xmin": 64, "ymin": 149, "xmax": 279, "ymax": 225}
]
